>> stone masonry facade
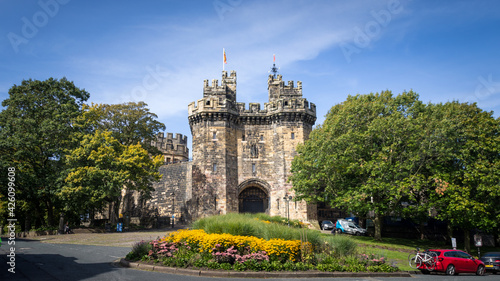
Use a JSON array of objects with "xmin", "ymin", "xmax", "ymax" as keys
[{"xmin": 146, "ymin": 70, "xmax": 317, "ymax": 224}]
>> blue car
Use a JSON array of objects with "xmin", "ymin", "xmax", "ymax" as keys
[{"xmin": 335, "ymin": 219, "xmax": 367, "ymax": 236}]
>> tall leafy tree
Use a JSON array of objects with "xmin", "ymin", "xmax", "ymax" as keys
[
  {"xmin": 60, "ymin": 130, "xmax": 163, "ymax": 224},
  {"xmin": 429, "ymin": 102, "xmax": 500, "ymax": 252},
  {"xmin": 0, "ymin": 78, "xmax": 89, "ymax": 228},
  {"xmin": 290, "ymin": 91, "xmax": 500, "ymax": 243},
  {"xmin": 61, "ymin": 102, "xmax": 166, "ymax": 224},
  {"xmin": 76, "ymin": 102, "xmax": 166, "ymax": 155},
  {"xmin": 290, "ymin": 91, "xmax": 430, "ymax": 240}
]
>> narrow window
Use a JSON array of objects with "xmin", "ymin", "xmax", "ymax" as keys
[
  {"xmin": 242, "ymin": 133, "xmax": 245, "ymax": 141},
  {"xmin": 260, "ymin": 135, "xmax": 264, "ymax": 141},
  {"xmin": 206, "ymin": 100, "xmax": 210, "ymax": 106},
  {"xmin": 252, "ymin": 163, "xmax": 256, "ymax": 173},
  {"xmin": 277, "ymin": 199, "xmax": 280, "ymax": 210},
  {"xmin": 213, "ymin": 163, "xmax": 217, "ymax": 172},
  {"xmin": 291, "ymin": 132, "xmax": 295, "ymax": 140},
  {"xmin": 212, "ymin": 132, "xmax": 216, "ymax": 140}
]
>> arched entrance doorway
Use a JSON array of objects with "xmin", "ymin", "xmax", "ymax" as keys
[{"xmin": 238, "ymin": 186, "xmax": 268, "ymax": 213}]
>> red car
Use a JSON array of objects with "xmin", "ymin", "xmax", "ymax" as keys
[{"xmin": 419, "ymin": 249, "xmax": 485, "ymax": 275}]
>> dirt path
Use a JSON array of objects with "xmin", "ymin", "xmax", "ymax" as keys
[{"xmin": 28, "ymin": 227, "xmax": 185, "ymax": 248}]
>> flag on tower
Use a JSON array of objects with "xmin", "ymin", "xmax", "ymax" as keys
[{"xmin": 223, "ymin": 48, "xmax": 227, "ymax": 70}]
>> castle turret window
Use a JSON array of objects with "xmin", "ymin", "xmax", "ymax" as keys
[
  {"xmin": 213, "ymin": 163, "xmax": 217, "ymax": 172},
  {"xmin": 252, "ymin": 163, "xmax": 256, "ymax": 174},
  {"xmin": 212, "ymin": 132, "xmax": 216, "ymax": 140},
  {"xmin": 291, "ymin": 132, "xmax": 295, "ymax": 140}
]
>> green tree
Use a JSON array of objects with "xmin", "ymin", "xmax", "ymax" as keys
[
  {"xmin": 0, "ymin": 78, "xmax": 89, "ymax": 229},
  {"xmin": 290, "ymin": 91, "xmax": 500, "ymax": 243},
  {"xmin": 59, "ymin": 130, "xmax": 163, "ymax": 224},
  {"xmin": 429, "ymin": 102, "xmax": 500, "ymax": 252},
  {"xmin": 64, "ymin": 101, "xmax": 166, "ymax": 224},
  {"xmin": 290, "ymin": 91, "xmax": 442, "ymax": 240},
  {"xmin": 76, "ymin": 102, "xmax": 166, "ymax": 155}
]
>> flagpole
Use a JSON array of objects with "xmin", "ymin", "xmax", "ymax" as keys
[{"xmin": 223, "ymin": 48, "xmax": 225, "ymax": 71}]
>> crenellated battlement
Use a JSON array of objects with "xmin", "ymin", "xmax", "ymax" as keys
[
  {"xmin": 268, "ymin": 74, "xmax": 303, "ymax": 101},
  {"xmin": 188, "ymin": 96, "xmax": 238, "ymax": 116},
  {"xmin": 189, "ymin": 70, "xmax": 316, "ymax": 126},
  {"xmin": 203, "ymin": 70, "xmax": 237, "ymax": 101},
  {"xmin": 235, "ymin": 99, "xmax": 316, "ymax": 115},
  {"xmin": 151, "ymin": 132, "xmax": 189, "ymax": 163}
]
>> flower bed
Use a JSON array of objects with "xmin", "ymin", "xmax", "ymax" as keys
[
  {"xmin": 163, "ymin": 229, "xmax": 305, "ymax": 262},
  {"xmin": 126, "ymin": 228, "xmax": 399, "ymax": 272}
]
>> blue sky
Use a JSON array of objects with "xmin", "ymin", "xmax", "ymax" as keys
[{"xmin": 2, "ymin": 0, "xmax": 500, "ymax": 154}]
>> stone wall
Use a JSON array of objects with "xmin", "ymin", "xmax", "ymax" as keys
[{"xmin": 148, "ymin": 162, "xmax": 190, "ymax": 222}]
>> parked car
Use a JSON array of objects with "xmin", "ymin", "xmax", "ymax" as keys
[
  {"xmin": 320, "ymin": 220, "xmax": 335, "ymax": 230},
  {"xmin": 335, "ymin": 219, "xmax": 366, "ymax": 235},
  {"xmin": 480, "ymin": 252, "xmax": 500, "ymax": 274},
  {"xmin": 419, "ymin": 249, "xmax": 485, "ymax": 275}
]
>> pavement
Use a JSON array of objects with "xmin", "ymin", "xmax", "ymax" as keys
[{"xmin": 26, "ymin": 227, "xmax": 178, "ymax": 247}]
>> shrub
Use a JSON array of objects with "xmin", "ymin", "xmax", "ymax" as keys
[
  {"xmin": 126, "ymin": 240, "xmax": 151, "ymax": 261},
  {"xmin": 321, "ymin": 235, "xmax": 358, "ymax": 257},
  {"xmin": 190, "ymin": 213, "xmax": 322, "ymax": 249},
  {"xmin": 367, "ymin": 263, "xmax": 399, "ymax": 272},
  {"xmin": 317, "ymin": 263, "xmax": 344, "ymax": 272}
]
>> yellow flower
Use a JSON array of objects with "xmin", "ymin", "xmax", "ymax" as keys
[{"xmin": 162, "ymin": 229, "xmax": 308, "ymax": 261}]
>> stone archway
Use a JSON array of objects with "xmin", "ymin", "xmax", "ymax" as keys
[{"xmin": 238, "ymin": 179, "xmax": 270, "ymax": 214}]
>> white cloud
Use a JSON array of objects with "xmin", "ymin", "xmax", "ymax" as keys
[{"xmin": 10, "ymin": 1, "xmax": 437, "ymax": 121}]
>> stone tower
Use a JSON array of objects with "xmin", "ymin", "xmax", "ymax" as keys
[
  {"xmin": 151, "ymin": 132, "xmax": 189, "ymax": 164},
  {"xmin": 188, "ymin": 70, "xmax": 317, "ymax": 221}
]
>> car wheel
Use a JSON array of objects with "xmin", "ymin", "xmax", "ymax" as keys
[
  {"xmin": 446, "ymin": 264, "xmax": 456, "ymax": 276},
  {"xmin": 476, "ymin": 265, "xmax": 485, "ymax": 276},
  {"xmin": 420, "ymin": 269, "xmax": 430, "ymax": 275},
  {"xmin": 356, "ymin": 231, "xmax": 361, "ymax": 236}
]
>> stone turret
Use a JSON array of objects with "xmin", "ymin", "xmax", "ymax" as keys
[
  {"xmin": 268, "ymin": 74, "xmax": 303, "ymax": 101},
  {"xmin": 203, "ymin": 70, "xmax": 237, "ymax": 102},
  {"xmin": 151, "ymin": 132, "xmax": 189, "ymax": 164}
]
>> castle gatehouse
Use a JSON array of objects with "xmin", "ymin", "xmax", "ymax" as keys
[{"xmin": 146, "ymin": 70, "xmax": 317, "ymax": 223}]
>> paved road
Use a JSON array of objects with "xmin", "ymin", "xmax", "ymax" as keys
[{"xmin": 1, "ymin": 239, "xmax": 498, "ymax": 280}]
